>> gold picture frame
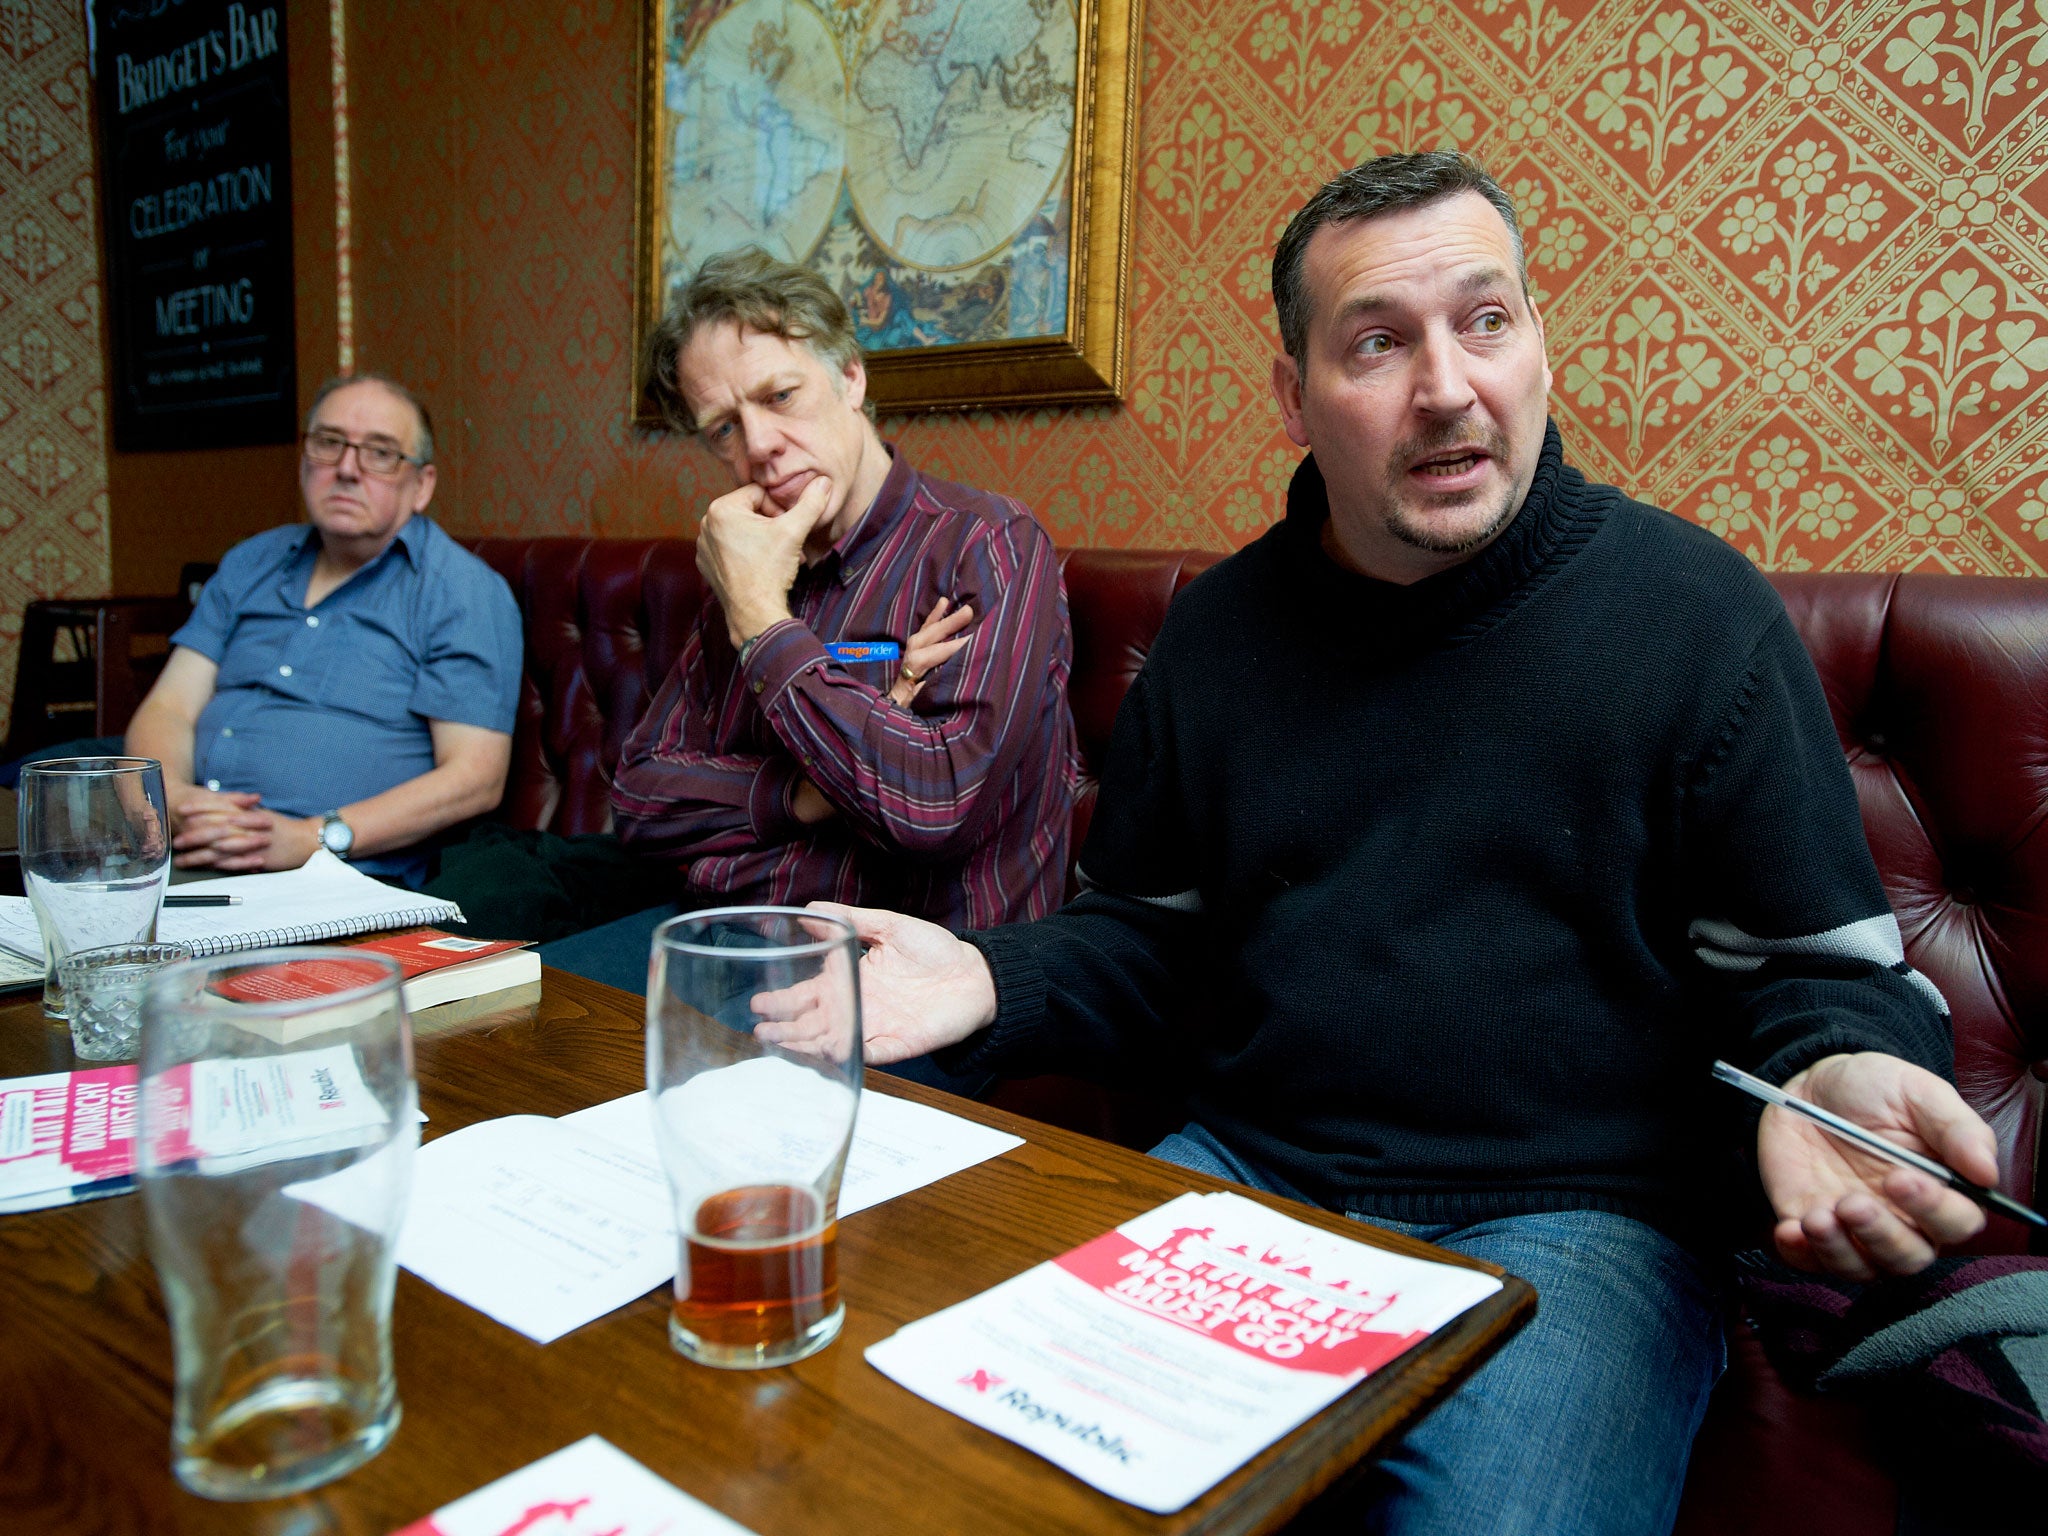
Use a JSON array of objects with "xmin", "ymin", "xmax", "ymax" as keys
[{"xmin": 634, "ymin": 0, "xmax": 1144, "ymax": 419}]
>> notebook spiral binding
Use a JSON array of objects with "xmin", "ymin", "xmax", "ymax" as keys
[{"xmin": 184, "ymin": 905, "xmax": 463, "ymax": 958}]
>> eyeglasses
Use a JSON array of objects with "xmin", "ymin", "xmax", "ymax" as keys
[{"xmin": 301, "ymin": 428, "xmax": 427, "ymax": 477}]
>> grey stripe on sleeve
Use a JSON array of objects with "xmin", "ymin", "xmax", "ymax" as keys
[
  {"xmin": 1687, "ymin": 912, "xmax": 1950, "ymax": 1016},
  {"xmin": 1075, "ymin": 865, "xmax": 1204, "ymax": 913}
]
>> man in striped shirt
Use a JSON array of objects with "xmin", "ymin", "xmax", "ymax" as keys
[{"xmin": 609, "ymin": 248, "xmax": 1077, "ymax": 945}]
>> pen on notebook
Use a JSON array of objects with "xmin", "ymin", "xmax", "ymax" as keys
[
  {"xmin": 163, "ymin": 894, "xmax": 243, "ymax": 907},
  {"xmin": 1711, "ymin": 1059, "xmax": 2045, "ymax": 1230}
]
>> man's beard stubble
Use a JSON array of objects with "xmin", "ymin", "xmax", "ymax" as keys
[{"xmin": 1382, "ymin": 419, "xmax": 1519, "ymax": 556}]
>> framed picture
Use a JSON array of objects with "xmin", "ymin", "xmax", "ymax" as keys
[{"xmin": 634, "ymin": 0, "xmax": 1144, "ymax": 417}]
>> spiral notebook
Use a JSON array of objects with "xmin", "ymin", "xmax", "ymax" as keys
[{"xmin": 0, "ymin": 851, "xmax": 465, "ymax": 971}]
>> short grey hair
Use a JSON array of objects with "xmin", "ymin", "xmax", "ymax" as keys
[
  {"xmin": 304, "ymin": 373, "xmax": 436, "ymax": 464},
  {"xmin": 1271, "ymin": 152, "xmax": 1526, "ymax": 366}
]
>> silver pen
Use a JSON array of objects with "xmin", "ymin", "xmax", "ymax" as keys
[{"xmin": 1711, "ymin": 1059, "xmax": 2046, "ymax": 1231}]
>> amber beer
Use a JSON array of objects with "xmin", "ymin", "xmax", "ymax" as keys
[
  {"xmin": 650, "ymin": 908, "xmax": 862, "ymax": 1369},
  {"xmin": 672, "ymin": 1183, "xmax": 841, "ymax": 1366}
]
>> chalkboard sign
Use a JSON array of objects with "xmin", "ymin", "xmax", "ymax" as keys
[{"xmin": 94, "ymin": 1, "xmax": 299, "ymax": 452}]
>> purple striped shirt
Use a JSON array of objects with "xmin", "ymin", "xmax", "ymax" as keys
[{"xmin": 611, "ymin": 451, "xmax": 1077, "ymax": 928}]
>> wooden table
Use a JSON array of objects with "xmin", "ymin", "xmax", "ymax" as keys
[{"xmin": 0, "ymin": 970, "xmax": 1535, "ymax": 1535}]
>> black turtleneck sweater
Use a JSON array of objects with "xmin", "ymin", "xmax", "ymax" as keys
[{"xmin": 958, "ymin": 424, "xmax": 1949, "ymax": 1238}]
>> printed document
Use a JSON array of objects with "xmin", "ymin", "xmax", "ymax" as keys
[
  {"xmin": 381, "ymin": 1086, "xmax": 1023, "ymax": 1344},
  {"xmin": 866, "ymin": 1190, "xmax": 1505, "ymax": 1513}
]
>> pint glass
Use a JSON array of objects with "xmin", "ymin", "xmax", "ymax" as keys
[
  {"xmin": 137, "ymin": 949, "xmax": 417, "ymax": 1499},
  {"xmin": 17, "ymin": 756, "xmax": 169, "ymax": 1018},
  {"xmin": 648, "ymin": 908, "xmax": 862, "ymax": 1370}
]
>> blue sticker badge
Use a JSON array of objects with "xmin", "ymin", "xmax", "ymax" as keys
[{"xmin": 826, "ymin": 640, "xmax": 902, "ymax": 665}]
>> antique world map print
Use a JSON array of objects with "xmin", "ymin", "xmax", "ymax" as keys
[{"xmin": 653, "ymin": 0, "xmax": 1080, "ymax": 354}]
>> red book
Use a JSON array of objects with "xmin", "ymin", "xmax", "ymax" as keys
[
  {"xmin": 350, "ymin": 929, "xmax": 532, "ymax": 979},
  {"xmin": 210, "ymin": 930, "xmax": 541, "ymax": 1032}
]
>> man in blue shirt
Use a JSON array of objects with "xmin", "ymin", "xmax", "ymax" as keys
[{"xmin": 126, "ymin": 374, "xmax": 522, "ymax": 886}]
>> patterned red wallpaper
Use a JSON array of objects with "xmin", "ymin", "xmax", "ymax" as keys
[
  {"xmin": 342, "ymin": 0, "xmax": 2048, "ymax": 578},
  {"xmin": 0, "ymin": 0, "xmax": 112, "ymax": 725}
]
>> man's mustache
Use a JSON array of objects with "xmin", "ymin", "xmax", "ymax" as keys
[{"xmin": 1389, "ymin": 421, "xmax": 1510, "ymax": 474}]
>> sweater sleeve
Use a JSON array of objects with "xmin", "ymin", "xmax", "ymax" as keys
[
  {"xmin": 1679, "ymin": 611, "xmax": 1952, "ymax": 1086},
  {"xmin": 943, "ymin": 664, "xmax": 1204, "ymax": 1084}
]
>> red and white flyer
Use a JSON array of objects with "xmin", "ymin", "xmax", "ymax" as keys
[
  {"xmin": 0, "ymin": 1065, "xmax": 141, "ymax": 1212},
  {"xmin": 0, "ymin": 1045, "xmax": 391, "ymax": 1210},
  {"xmin": 150, "ymin": 1043, "xmax": 392, "ymax": 1171},
  {"xmin": 391, "ymin": 1434, "xmax": 754, "ymax": 1536},
  {"xmin": 865, "ymin": 1189, "xmax": 1504, "ymax": 1513}
]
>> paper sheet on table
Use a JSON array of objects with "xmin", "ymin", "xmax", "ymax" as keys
[
  {"xmin": 865, "ymin": 1190, "xmax": 1505, "ymax": 1514},
  {"xmin": 383, "ymin": 1086, "xmax": 1022, "ymax": 1344},
  {"xmin": 562, "ymin": 1085, "xmax": 1024, "ymax": 1220},
  {"xmin": 393, "ymin": 1433, "xmax": 756, "ymax": 1535},
  {"xmin": 393, "ymin": 1115, "xmax": 673, "ymax": 1344}
]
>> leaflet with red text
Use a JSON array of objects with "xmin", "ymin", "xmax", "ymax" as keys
[
  {"xmin": 0, "ymin": 1065, "xmax": 141, "ymax": 1211},
  {"xmin": 390, "ymin": 1434, "xmax": 754, "ymax": 1536},
  {"xmin": 865, "ymin": 1189, "xmax": 1504, "ymax": 1513},
  {"xmin": 0, "ymin": 1045, "xmax": 391, "ymax": 1211}
]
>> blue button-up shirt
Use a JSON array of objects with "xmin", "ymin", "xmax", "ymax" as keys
[{"xmin": 171, "ymin": 515, "xmax": 522, "ymax": 885}]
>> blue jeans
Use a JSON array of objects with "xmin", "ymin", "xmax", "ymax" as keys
[
  {"xmin": 1150, "ymin": 1124, "xmax": 1725, "ymax": 1536},
  {"xmin": 541, "ymin": 903, "xmax": 993, "ymax": 1098}
]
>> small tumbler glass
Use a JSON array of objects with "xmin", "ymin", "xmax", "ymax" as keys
[
  {"xmin": 138, "ymin": 948, "xmax": 417, "ymax": 1500},
  {"xmin": 58, "ymin": 942, "xmax": 193, "ymax": 1061}
]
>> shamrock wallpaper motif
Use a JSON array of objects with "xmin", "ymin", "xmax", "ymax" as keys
[
  {"xmin": 0, "ymin": 0, "xmax": 111, "ymax": 724},
  {"xmin": 345, "ymin": 0, "xmax": 2048, "ymax": 579}
]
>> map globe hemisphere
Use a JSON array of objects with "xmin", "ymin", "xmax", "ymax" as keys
[
  {"xmin": 844, "ymin": 0, "xmax": 1078, "ymax": 273},
  {"xmin": 663, "ymin": 0, "xmax": 848, "ymax": 282}
]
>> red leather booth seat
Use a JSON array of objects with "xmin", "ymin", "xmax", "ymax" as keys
[{"xmin": 468, "ymin": 538, "xmax": 2048, "ymax": 1532}]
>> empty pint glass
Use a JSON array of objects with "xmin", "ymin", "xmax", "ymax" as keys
[
  {"xmin": 648, "ymin": 908, "xmax": 862, "ymax": 1370},
  {"xmin": 137, "ymin": 949, "xmax": 417, "ymax": 1500},
  {"xmin": 17, "ymin": 756, "xmax": 169, "ymax": 1018}
]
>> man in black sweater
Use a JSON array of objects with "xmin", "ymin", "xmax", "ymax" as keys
[{"xmin": 759, "ymin": 155, "xmax": 2001, "ymax": 1533}]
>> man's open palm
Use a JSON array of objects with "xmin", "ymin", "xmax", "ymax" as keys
[
  {"xmin": 752, "ymin": 903, "xmax": 996, "ymax": 1064},
  {"xmin": 1758, "ymin": 1051, "xmax": 1996, "ymax": 1281}
]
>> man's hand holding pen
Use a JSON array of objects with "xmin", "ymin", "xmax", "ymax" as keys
[{"xmin": 1755, "ymin": 1051, "xmax": 2001, "ymax": 1281}]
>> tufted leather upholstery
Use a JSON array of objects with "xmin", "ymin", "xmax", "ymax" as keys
[
  {"xmin": 467, "ymin": 539, "xmax": 705, "ymax": 838},
  {"xmin": 468, "ymin": 536, "xmax": 2046, "ymax": 1529},
  {"xmin": 1054, "ymin": 549, "xmax": 1222, "ymax": 886},
  {"xmin": 1770, "ymin": 574, "xmax": 2048, "ymax": 1228},
  {"xmin": 1675, "ymin": 572, "xmax": 2048, "ymax": 1536}
]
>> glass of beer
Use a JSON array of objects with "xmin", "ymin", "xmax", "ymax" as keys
[
  {"xmin": 647, "ymin": 907, "xmax": 862, "ymax": 1370},
  {"xmin": 136, "ymin": 948, "xmax": 418, "ymax": 1499}
]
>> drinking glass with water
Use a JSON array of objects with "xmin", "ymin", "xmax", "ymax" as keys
[
  {"xmin": 137, "ymin": 949, "xmax": 417, "ymax": 1500},
  {"xmin": 17, "ymin": 756, "xmax": 170, "ymax": 1018}
]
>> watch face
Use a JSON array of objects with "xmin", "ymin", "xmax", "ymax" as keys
[{"xmin": 322, "ymin": 818, "xmax": 354, "ymax": 854}]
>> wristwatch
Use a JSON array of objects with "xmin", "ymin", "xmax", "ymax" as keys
[{"xmin": 319, "ymin": 810, "xmax": 355, "ymax": 857}]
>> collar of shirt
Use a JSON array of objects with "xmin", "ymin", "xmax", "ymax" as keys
[
  {"xmin": 280, "ymin": 513, "xmax": 430, "ymax": 606},
  {"xmin": 802, "ymin": 447, "xmax": 917, "ymax": 588}
]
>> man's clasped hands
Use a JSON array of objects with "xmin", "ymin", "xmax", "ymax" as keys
[{"xmin": 170, "ymin": 785, "xmax": 322, "ymax": 873}]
